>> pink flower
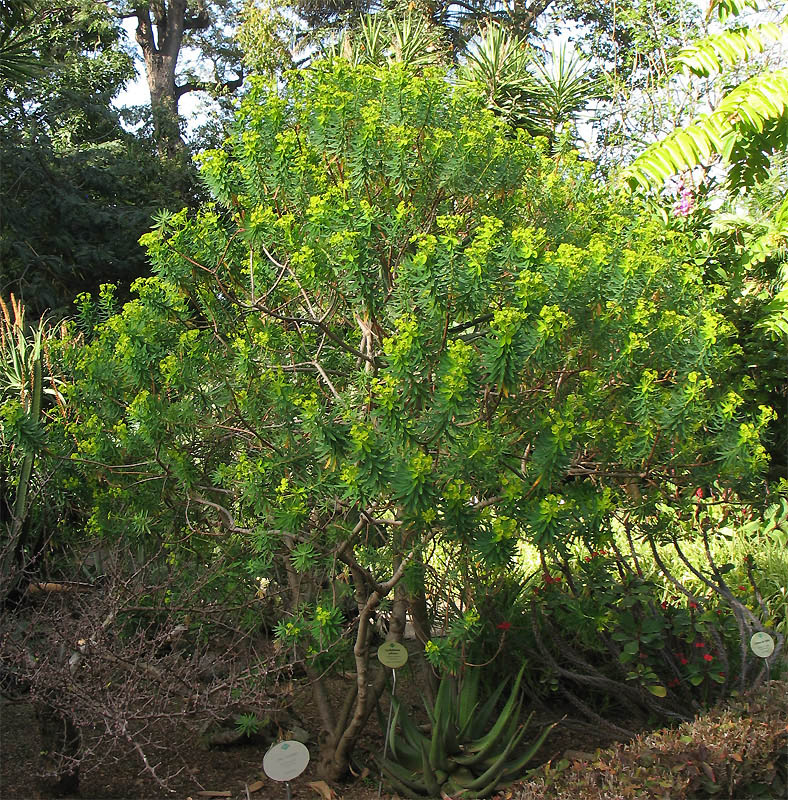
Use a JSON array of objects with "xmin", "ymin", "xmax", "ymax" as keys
[
  {"xmin": 680, "ymin": 656, "xmax": 688, "ymax": 665},
  {"xmin": 673, "ymin": 182, "xmax": 695, "ymax": 217}
]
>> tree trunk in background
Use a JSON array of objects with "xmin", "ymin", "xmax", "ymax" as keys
[
  {"xmin": 134, "ymin": 0, "xmax": 205, "ymax": 158},
  {"xmin": 408, "ymin": 575, "xmax": 437, "ymax": 705},
  {"xmin": 145, "ymin": 51, "xmax": 184, "ymax": 158}
]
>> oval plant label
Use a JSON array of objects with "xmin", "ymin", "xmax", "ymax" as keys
[
  {"xmin": 750, "ymin": 631, "xmax": 775, "ymax": 659},
  {"xmin": 377, "ymin": 641, "xmax": 408, "ymax": 669},
  {"xmin": 263, "ymin": 740, "xmax": 310, "ymax": 782}
]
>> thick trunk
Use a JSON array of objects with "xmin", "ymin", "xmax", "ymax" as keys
[
  {"xmin": 147, "ymin": 57, "xmax": 185, "ymax": 158},
  {"xmin": 134, "ymin": 2, "xmax": 190, "ymax": 158},
  {"xmin": 407, "ymin": 569, "xmax": 437, "ymax": 705},
  {"xmin": 315, "ymin": 572, "xmax": 409, "ymax": 782}
]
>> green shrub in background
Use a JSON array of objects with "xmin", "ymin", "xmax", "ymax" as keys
[
  {"xmin": 433, "ymin": 495, "xmax": 787, "ymax": 736},
  {"xmin": 523, "ymin": 498, "xmax": 785, "ymax": 733}
]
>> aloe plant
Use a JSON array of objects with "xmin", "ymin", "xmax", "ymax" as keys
[
  {"xmin": 0, "ymin": 295, "xmax": 51, "ymax": 605},
  {"xmin": 379, "ymin": 665, "xmax": 555, "ymax": 798}
]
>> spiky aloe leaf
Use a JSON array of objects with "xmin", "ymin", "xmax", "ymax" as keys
[
  {"xmin": 463, "ymin": 664, "xmax": 526, "ymax": 757},
  {"xmin": 468, "ymin": 674, "xmax": 508, "ymax": 739},
  {"xmin": 496, "ymin": 720, "xmax": 558, "ymax": 781},
  {"xmin": 450, "ymin": 715, "xmax": 531, "ymax": 793},
  {"xmin": 420, "ymin": 738, "xmax": 441, "ymax": 797},
  {"xmin": 380, "ymin": 755, "xmax": 431, "ymax": 796},
  {"xmin": 458, "ymin": 667, "xmax": 481, "ymax": 734},
  {"xmin": 387, "ymin": 701, "xmax": 423, "ymax": 771},
  {"xmin": 429, "ymin": 675, "xmax": 453, "ymax": 772},
  {"xmin": 454, "ymin": 694, "xmax": 524, "ymax": 767},
  {"xmin": 394, "ymin": 697, "xmax": 431, "ymax": 752}
]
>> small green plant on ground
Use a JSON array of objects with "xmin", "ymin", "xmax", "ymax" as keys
[
  {"xmin": 234, "ymin": 712, "xmax": 261, "ymax": 738},
  {"xmin": 379, "ymin": 665, "xmax": 555, "ymax": 798}
]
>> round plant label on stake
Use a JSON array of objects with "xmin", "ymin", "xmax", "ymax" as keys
[
  {"xmin": 263, "ymin": 740, "xmax": 310, "ymax": 782},
  {"xmin": 377, "ymin": 641, "xmax": 408, "ymax": 669},
  {"xmin": 750, "ymin": 631, "xmax": 775, "ymax": 659}
]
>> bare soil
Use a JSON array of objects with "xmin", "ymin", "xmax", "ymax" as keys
[
  {"xmin": 1, "ymin": 696, "xmax": 384, "ymax": 800},
  {"xmin": 0, "ymin": 646, "xmax": 604, "ymax": 800}
]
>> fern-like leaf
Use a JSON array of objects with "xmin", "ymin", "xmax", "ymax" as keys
[
  {"xmin": 674, "ymin": 23, "xmax": 788, "ymax": 77},
  {"xmin": 708, "ymin": 0, "xmax": 759, "ymax": 23},
  {"xmin": 625, "ymin": 69, "xmax": 788, "ymax": 190}
]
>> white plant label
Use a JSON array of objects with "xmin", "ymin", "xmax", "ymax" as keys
[
  {"xmin": 750, "ymin": 632, "xmax": 775, "ymax": 659},
  {"xmin": 263, "ymin": 740, "xmax": 310, "ymax": 782},
  {"xmin": 377, "ymin": 641, "xmax": 408, "ymax": 669}
]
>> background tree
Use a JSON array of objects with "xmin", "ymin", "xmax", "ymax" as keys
[
  {"xmin": 623, "ymin": 0, "xmax": 788, "ymax": 478},
  {"xmin": 119, "ymin": 0, "xmax": 244, "ymax": 155},
  {"xmin": 0, "ymin": 0, "xmax": 203, "ymax": 316}
]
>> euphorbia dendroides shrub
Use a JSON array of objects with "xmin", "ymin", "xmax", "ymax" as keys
[{"xmin": 62, "ymin": 60, "xmax": 773, "ymax": 779}]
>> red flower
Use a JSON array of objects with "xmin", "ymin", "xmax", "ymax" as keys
[
  {"xmin": 703, "ymin": 654, "xmax": 713, "ymax": 662},
  {"xmin": 679, "ymin": 656, "xmax": 688, "ymax": 665},
  {"xmin": 689, "ymin": 601, "xmax": 698, "ymax": 609},
  {"xmin": 661, "ymin": 601, "xmax": 668, "ymax": 610},
  {"xmin": 496, "ymin": 621, "xmax": 512, "ymax": 631},
  {"xmin": 738, "ymin": 585, "xmax": 747, "ymax": 592},
  {"xmin": 668, "ymin": 678, "xmax": 680, "ymax": 688},
  {"xmin": 695, "ymin": 642, "xmax": 705, "ymax": 648}
]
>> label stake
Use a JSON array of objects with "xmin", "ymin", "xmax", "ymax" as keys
[{"xmin": 378, "ymin": 668, "xmax": 396, "ymax": 799}]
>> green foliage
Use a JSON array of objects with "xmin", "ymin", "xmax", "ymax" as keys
[
  {"xmin": 318, "ymin": 10, "xmax": 450, "ymax": 69},
  {"xmin": 237, "ymin": 0, "xmax": 295, "ymax": 78},
  {"xmin": 0, "ymin": 295, "xmax": 77, "ymax": 605},
  {"xmin": 234, "ymin": 712, "xmax": 261, "ymax": 737},
  {"xmin": 0, "ymin": 0, "xmax": 42, "ymax": 83},
  {"xmin": 66, "ymin": 58, "xmax": 774, "ymax": 604},
  {"xmin": 673, "ymin": 21, "xmax": 787, "ymax": 77},
  {"xmin": 0, "ymin": 0, "xmax": 199, "ymax": 316},
  {"xmin": 625, "ymin": 2, "xmax": 788, "ymax": 190},
  {"xmin": 459, "ymin": 26, "xmax": 597, "ymax": 139},
  {"xmin": 58, "ymin": 58, "xmax": 777, "ymax": 777},
  {"xmin": 530, "ymin": 559, "xmax": 739, "ymax": 717},
  {"xmin": 518, "ymin": 493, "xmax": 786, "ymax": 730},
  {"xmin": 380, "ymin": 666, "xmax": 555, "ymax": 798}
]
